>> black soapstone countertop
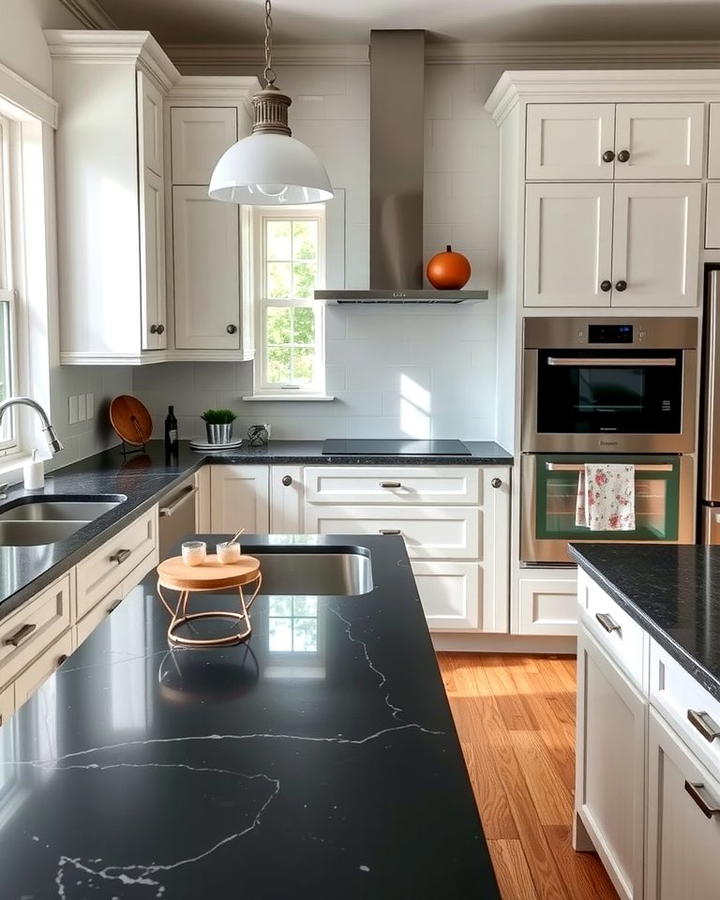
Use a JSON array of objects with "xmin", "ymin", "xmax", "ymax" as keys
[
  {"xmin": 0, "ymin": 534, "xmax": 501, "ymax": 899},
  {"xmin": 0, "ymin": 440, "xmax": 512, "ymax": 621},
  {"xmin": 570, "ymin": 543, "xmax": 720, "ymax": 702}
]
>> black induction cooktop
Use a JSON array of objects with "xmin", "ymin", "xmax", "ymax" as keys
[{"xmin": 322, "ymin": 439, "xmax": 472, "ymax": 456}]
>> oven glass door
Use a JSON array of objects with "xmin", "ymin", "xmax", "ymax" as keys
[
  {"xmin": 535, "ymin": 454, "xmax": 680, "ymax": 545},
  {"xmin": 536, "ymin": 350, "xmax": 683, "ymax": 435}
]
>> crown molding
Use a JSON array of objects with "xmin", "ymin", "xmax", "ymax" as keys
[
  {"xmin": 486, "ymin": 68, "xmax": 720, "ymax": 123},
  {"xmin": 45, "ymin": 30, "xmax": 180, "ymax": 90},
  {"xmin": 168, "ymin": 75, "xmax": 260, "ymax": 109},
  {"xmin": 164, "ymin": 38, "xmax": 720, "ymax": 71},
  {"xmin": 57, "ymin": 0, "xmax": 116, "ymax": 30},
  {"xmin": 164, "ymin": 43, "xmax": 369, "ymax": 70}
]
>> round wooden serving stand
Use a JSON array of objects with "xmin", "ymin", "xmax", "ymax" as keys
[{"xmin": 156, "ymin": 555, "xmax": 262, "ymax": 648}]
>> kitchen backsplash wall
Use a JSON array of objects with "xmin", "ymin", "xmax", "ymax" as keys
[{"xmin": 133, "ymin": 62, "xmax": 502, "ymax": 442}]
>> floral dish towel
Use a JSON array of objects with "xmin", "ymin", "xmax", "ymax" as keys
[{"xmin": 575, "ymin": 463, "xmax": 636, "ymax": 531}]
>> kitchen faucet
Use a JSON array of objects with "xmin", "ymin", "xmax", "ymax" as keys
[{"xmin": 0, "ymin": 397, "xmax": 64, "ymax": 455}]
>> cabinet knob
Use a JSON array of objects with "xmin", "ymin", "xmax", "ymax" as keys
[
  {"xmin": 601, "ymin": 150, "xmax": 615, "ymax": 163},
  {"xmin": 227, "ymin": 324, "xmax": 238, "ymax": 335},
  {"xmin": 600, "ymin": 280, "xmax": 612, "ymax": 292},
  {"xmin": 491, "ymin": 477, "xmax": 503, "ymax": 489},
  {"xmin": 617, "ymin": 150, "xmax": 630, "ymax": 163},
  {"xmin": 156, "ymin": 324, "xmax": 165, "ymax": 335},
  {"xmin": 281, "ymin": 475, "xmax": 293, "ymax": 487},
  {"xmin": 149, "ymin": 324, "xmax": 158, "ymax": 334},
  {"xmin": 615, "ymin": 280, "xmax": 627, "ymax": 292}
]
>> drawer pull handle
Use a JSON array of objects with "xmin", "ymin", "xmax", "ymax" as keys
[
  {"xmin": 595, "ymin": 612, "xmax": 621, "ymax": 634},
  {"xmin": 380, "ymin": 482, "xmax": 402, "ymax": 489},
  {"xmin": 106, "ymin": 597, "xmax": 124, "ymax": 615},
  {"xmin": 159, "ymin": 485, "xmax": 198, "ymax": 517},
  {"xmin": 687, "ymin": 709, "xmax": 720, "ymax": 742},
  {"xmin": 3, "ymin": 622, "xmax": 37, "ymax": 648},
  {"xmin": 109, "ymin": 548, "xmax": 131, "ymax": 565},
  {"xmin": 379, "ymin": 529, "xmax": 402, "ymax": 535},
  {"xmin": 685, "ymin": 780, "xmax": 720, "ymax": 818},
  {"xmin": 56, "ymin": 654, "xmax": 68, "ymax": 668}
]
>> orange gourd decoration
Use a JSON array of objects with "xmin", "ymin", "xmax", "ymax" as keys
[{"xmin": 426, "ymin": 245, "xmax": 471, "ymax": 290}]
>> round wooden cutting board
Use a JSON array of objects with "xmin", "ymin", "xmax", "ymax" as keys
[
  {"xmin": 157, "ymin": 555, "xmax": 261, "ymax": 591},
  {"xmin": 109, "ymin": 394, "xmax": 153, "ymax": 446}
]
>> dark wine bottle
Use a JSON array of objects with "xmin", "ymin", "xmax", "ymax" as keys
[{"xmin": 164, "ymin": 405, "xmax": 178, "ymax": 454}]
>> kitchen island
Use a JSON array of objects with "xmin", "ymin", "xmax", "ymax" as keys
[
  {"xmin": 0, "ymin": 534, "xmax": 500, "ymax": 899},
  {"xmin": 570, "ymin": 543, "xmax": 720, "ymax": 900}
]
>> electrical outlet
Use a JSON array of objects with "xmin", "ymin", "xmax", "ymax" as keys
[
  {"xmin": 68, "ymin": 395, "xmax": 78, "ymax": 425},
  {"xmin": 85, "ymin": 392, "xmax": 94, "ymax": 419}
]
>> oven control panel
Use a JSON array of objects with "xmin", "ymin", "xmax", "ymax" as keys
[{"xmin": 588, "ymin": 323, "xmax": 634, "ymax": 343}]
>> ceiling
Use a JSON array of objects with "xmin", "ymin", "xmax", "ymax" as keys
[{"xmin": 93, "ymin": 0, "xmax": 720, "ymax": 45}]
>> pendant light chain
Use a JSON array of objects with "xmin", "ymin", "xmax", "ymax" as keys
[{"xmin": 263, "ymin": 0, "xmax": 277, "ymax": 88}]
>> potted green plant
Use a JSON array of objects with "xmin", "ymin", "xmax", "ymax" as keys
[{"xmin": 201, "ymin": 408, "xmax": 237, "ymax": 444}]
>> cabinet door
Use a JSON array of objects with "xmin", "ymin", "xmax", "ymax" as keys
[
  {"xmin": 137, "ymin": 71, "xmax": 163, "ymax": 177},
  {"xmin": 615, "ymin": 103, "xmax": 704, "ymax": 179},
  {"xmin": 140, "ymin": 168, "xmax": 167, "ymax": 350},
  {"xmin": 270, "ymin": 466, "xmax": 306, "ymax": 532},
  {"xmin": 575, "ymin": 627, "xmax": 645, "ymax": 900},
  {"xmin": 709, "ymin": 104, "xmax": 720, "ymax": 179},
  {"xmin": 646, "ymin": 708, "xmax": 720, "ymax": 900},
  {"xmin": 210, "ymin": 466, "xmax": 270, "ymax": 534},
  {"xmin": 481, "ymin": 468, "xmax": 510, "ymax": 634},
  {"xmin": 526, "ymin": 103, "xmax": 615, "ymax": 180},
  {"xmin": 611, "ymin": 181, "xmax": 701, "ymax": 307},
  {"xmin": 525, "ymin": 182, "xmax": 613, "ymax": 307},
  {"xmin": 172, "ymin": 186, "xmax": 241, "ymax": 349},
  {"xmin": 411, "ymin": 561, "xmax": 480, "ymax": 631},
  {"xmin": 14, "ymin": 631, "xmax": 73, "ymax": 712},
  {"xmin": 170, "ymin": 107, "xmax": 237, "ymax": 185},
  {"xmin": 517, "ymin": 577, "xmax": 577, "ymax": 636}
]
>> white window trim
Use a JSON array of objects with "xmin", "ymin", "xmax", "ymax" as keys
[
  {"xmin": 244, "ymin": 205, "xmax": 333, "ymax": 401},
  {"xmin": 0, "ymin": 114, "xmax": 19, "ymax": 456}
]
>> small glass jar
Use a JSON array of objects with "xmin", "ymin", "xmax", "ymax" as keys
[
  {"xmin": 181, "ymin": 540, "xmax": 207, "ymax": 567},
  {"xmin": 216, "ymin": 541, "xmax": 242, "ymax": 564}
]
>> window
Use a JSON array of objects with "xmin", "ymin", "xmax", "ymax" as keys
[
  {"xmin": 0, "ymin": 115, "xmax": 17, "ymax": 453},
  {"xmin": 252, "ymin": 207, "xmax": 326, "ymax": 397}
]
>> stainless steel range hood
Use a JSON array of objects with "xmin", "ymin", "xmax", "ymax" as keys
[{"xmin": 315, "ymin": 30, "xmax": 488, "ymax": 306}]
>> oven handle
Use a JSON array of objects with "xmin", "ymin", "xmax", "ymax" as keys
[
  {"xmin": 545, "ymin": 462, "xmax": 673, "ymax": 473},
  {"xmin": 546, "ymin": 356, "xmax": 677, "ymax": 367}
]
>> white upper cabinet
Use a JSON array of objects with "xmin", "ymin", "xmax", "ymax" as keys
[
  {"xmin": 172, "ymin": 186, "xmax": 241, "ymax": 350},
  {"xmin": 170, "ymin": 107, "xmax": 238, "ymax": 184},
  {"xmin": 611, "ymin": 182, "xmax": 701, "ymax": 307},
  {"xmin": 526, "ymin": 103, "xmax": 616, "ymax": 180},
  {"xmin": 140, "ymin": 169, "xmax": 167, "ymax": 349},
  {"xmin": 614, "ymin": 103, "xmax": 704, "ymax": 180},
  {"xmin": 526, "ymin": 100, "xmax": 704, "ymax": 181},
  {"xmin": 709, "ymin": 104, "xmax": 720, "ymax": 178},
  {"xmin": 525, "ymin": 182, "xmax": 614, "ymax": 307},
  {"xmin": 138, "ymin": 71, "xmax": 164, "ymax": 177}
]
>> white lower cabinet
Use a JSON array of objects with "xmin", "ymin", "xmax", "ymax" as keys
[
  {"xmin": 517, "ymin": 573, "xmax": 578, "ymax": 635},
  {"xmin": 646, "ymin": 708, "xmax": 720, "ymax": 900},
  {"xmin": 410, "ymin": 561, "xmax": 481, "ymax": 630},
  {"xmin": 210, "ymin": 465, "xmax": 270, "ymax": 533},
  {"xmin": 575, "ymin": 625, "xmax": 646, "ymax": 900},
  {"xmin": 0, "ymin": 684, "xmax": 13, "ymax": 727},
  {"xmin": 14, "ymin": 631, "xmax": 74, "ymax": 712}
]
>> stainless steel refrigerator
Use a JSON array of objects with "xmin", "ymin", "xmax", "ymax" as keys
[{"xmin": 700, "ymin": 266, "xmax": 720, "ymax": 542}]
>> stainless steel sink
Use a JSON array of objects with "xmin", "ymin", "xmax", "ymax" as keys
[
  {"xmin": 252, "ymin": 551, "xmax": 373, "ymax": 596},
  {"xmin": 0, "ymin": 495, "xmax": 125, "ymax": 546}
]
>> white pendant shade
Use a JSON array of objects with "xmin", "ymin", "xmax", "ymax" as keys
[{"xmin": 208, "ymin": 132, "xmax": 334, "ymax": 205}]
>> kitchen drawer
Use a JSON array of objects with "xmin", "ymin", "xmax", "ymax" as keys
[
  {"xmin": 75, "ymin": 586, "xmax": 124, "ymax": 649},
  {"xmin": 303, "ymin": 505, "xmax": 480, "ymax": 559},
  {"xmin": 0, "ymin": 682, "xmax": 14, "ymax": 727},
  {"xmin": 14, "ymin": 630, "xmax": 73, "ymax": 712},
  {"xmin": 76, "ymin": 507, "xmax": 157, "ymax": 620},
  {"xmin": 578, "ymin": 569, "xmax": 647, "ymax": 689},
  {"xmin": 0, "ymin": 574, "xmax": 72, "ymax": 690},
  {"xmin": 411, "ymin": 561, "xmax": 481, "ymax": 630},
  {"xmin": 706, "ymin": 182, "xmax": 720, "ymax": 249},
  {"xmin": 650, "ymin": 639, "xmax": 720, "ymax": 776},
  {"xmin": 303, "ymin": 467, "xmax": 480, "ymax": 505}
]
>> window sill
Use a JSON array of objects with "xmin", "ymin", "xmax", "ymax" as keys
[
  {"xmin": 0, "ymin": 452, "xmax": 32, "ymax": 484},
  {"xmin": 242, "ymin": 394, "xmax": 336, "ymax": 402}
]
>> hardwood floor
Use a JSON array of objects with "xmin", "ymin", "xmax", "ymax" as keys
[{"xmin": 437, "ymin": 652, "xmax": 618, "ymax": 900}]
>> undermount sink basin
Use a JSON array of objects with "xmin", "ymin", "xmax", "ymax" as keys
[
  {"xmin": 0, "ymin": 495, "xmax": 125, "ymax": 546},
  {"xmin": 251, "ymin": 550, "xmax": 374, "ymax": 596}
]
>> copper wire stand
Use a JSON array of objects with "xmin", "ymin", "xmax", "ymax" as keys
[{"xmin": 156, "ymin": 555, "xmax": 262, "ymax": 648}]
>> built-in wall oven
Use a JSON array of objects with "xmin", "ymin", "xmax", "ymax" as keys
[{"xmin": 520, "ymin": 317, "xmax": 698, "ymax": 565}]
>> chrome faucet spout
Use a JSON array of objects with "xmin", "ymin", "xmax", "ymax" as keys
[{"xmin": 0, "ymin": 397, "xmax": 64, "ymax": 455}]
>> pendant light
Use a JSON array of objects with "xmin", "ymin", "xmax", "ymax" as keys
[{"xmin": 209, "ymin": 0, "xmax": 334, "ymax": 205}]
